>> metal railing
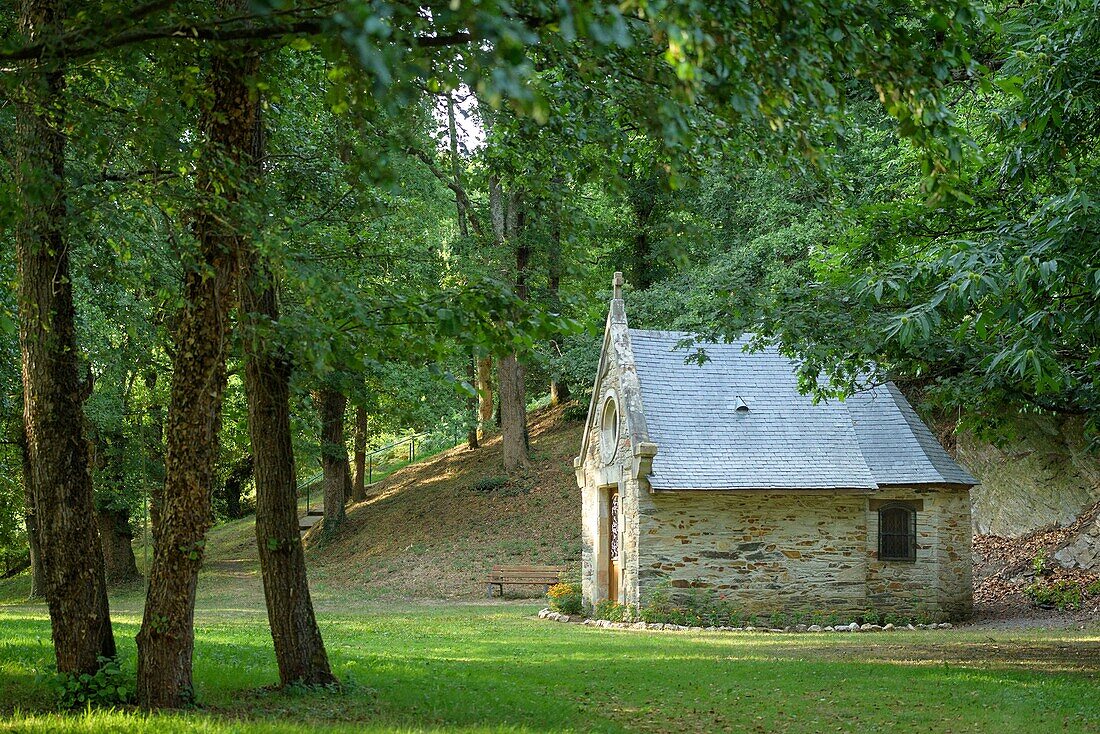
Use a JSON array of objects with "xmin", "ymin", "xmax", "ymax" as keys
[{"xmin": 302, "ymin": 429, "xmax": 466, "ymax": 514}]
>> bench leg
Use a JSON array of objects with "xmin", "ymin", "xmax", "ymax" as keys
[{"xmin": 487, "ymin": 583, "xmax": 494, "ymax": 598}]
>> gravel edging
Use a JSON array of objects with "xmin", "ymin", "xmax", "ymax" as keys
[{"xmin": 537, "ymin": 608, "xmax": 955, "ymax": 633}]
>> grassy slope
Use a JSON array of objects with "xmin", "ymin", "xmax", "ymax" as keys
[{"xmin": 301, "ymin": 405, "xmax": 583, "ymax": 600}]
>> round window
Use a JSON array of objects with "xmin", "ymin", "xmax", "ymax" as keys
[{"xmin": 600, "ymin": 396, "xmax": 619, "ymax": 463}]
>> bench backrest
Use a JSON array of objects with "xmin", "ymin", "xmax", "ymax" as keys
[{"xmin": 488, "ymin": 565, "xmax": 564, "ymax": 583}]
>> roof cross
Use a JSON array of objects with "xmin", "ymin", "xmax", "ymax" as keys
[{"xmin": 612, "ymin": 271, "xmax": 623, "ymax": 300}]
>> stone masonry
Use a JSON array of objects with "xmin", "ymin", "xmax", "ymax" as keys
[{"xmin": 577, "ymin": 274, "xmax": 975, "ymax": 621}]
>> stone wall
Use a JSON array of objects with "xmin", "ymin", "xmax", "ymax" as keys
[{"xmin": 635, "ymin": 488, "xmax": 972, "ymax": 620}]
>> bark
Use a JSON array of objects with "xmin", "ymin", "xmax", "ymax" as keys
[
  {"xmin": 97, "ymin": 507, "xmax": 141, "ymax": 584},
  {"xmin": 221, "ymin": 454, "xmax": 253, "ymax": 519},
  {"xmin": 497, "ymin": 190, "xmax": 530, "ymax": 471},
  {"xmin": 242, "ymin": 254, "xmax": 337, "ymax": 687},
  {"xmin": 548, "ymin": 195, "xmax": 569, "ymax": 405},
  {"xmin": 136, "ymin": 10, "xmax": 258, "ymax": 706},
  {"xmin": 14, "ymin": 0, "xmax": 115, "ymax": 674},
  {"xmin": 318, "ymin": 389, "xmax": 348, "ymax": 533},
  {"xmin": 499, "ymin": 354, "xmax": 530, "ymax": 472},
  {"xmin": 19, "ymin": 429, "xmax": 44, "ymax": 600},
  {"xmin": 466, "ymin": 354, "xmax": 479, "ymax": 449},
  {"xmin": 446, "ymin": 94, "xmax": 468, "ymax": 239},
  {"xmin": 352, "ymin": 404, "xmax": 368, "ymax": 501},
  {"xmin": 477, "ymin": 356, "xmax": 494, "ymax": 439}
]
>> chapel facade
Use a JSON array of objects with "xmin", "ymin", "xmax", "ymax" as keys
[{"xmin": 574, "ymin": 274, "xmax": 975, "ymax": 620}]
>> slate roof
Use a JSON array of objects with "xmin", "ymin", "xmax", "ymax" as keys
[{"xmin": 627, "ymin": 329, "xmax": 977, "ymax": 491}]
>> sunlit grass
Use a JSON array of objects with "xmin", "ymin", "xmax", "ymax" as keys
[{"xmin": 2, "ymin": 596, "xmax": 1099, "ymax": 733}]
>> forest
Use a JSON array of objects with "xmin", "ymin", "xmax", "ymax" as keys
[{"xmin": 0, "ymin": 0, "xmax": 1098, "ymax": 727}]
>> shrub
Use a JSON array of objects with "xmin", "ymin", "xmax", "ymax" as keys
[
  {"xmin": 1033, "ymin": 550, "xmax": 1048, "ymax": 577},
  {"xmin": 470, "ymin": 476, "xmax": 508, "ymax": 493},
  {"xmin": 1086, "ymin": 579, "xmax": 1100, "ymax": 597},
  {"xmin": 546, "ymin": 582, "xmax": 582, "ymax": 615},
  {"xmin": 46, "ymin": 656, "xmax": 132, "ymax": 709},
  {"xmin": 594, "ymin": 600, "xmax": 630, "ymax": 622},
  {"xmin": 561, "ymin": 402, "xmax": 588, "ymax": 423},
  {"xmin": 1024, "ymin": 579, "xmax": 1083, "ymax": 611}
]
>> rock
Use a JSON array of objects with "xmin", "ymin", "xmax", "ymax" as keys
[
  {"xmin": 632, "ymin": 621, "xmax": 646, "ymax": 630},
  {"xmin": 859, "ymin": 624, "xmax": 872, "ymax": 631},
  {"xmin": 939, "ymin": 622, "xmax": 953, "ymax": 629},
  {"xmin": 807, "ymin": 625, "xmax": 823, "ymax": 632},
  {"xmin": 558, "ymin": 615, "xmax": 571, "ymax": 623},
  {"xmin": 823, "ymin": 626, "xmax": 835, "ymax": 632},
  {"xmin": 744, "ymin": 626, "xmax": 757, "ymax": 632},
  {"xmin": 866, "ymin": 624, "xmax": 883, "ymax": 632},
  {"xmin": 783, "ymin": 626, "xmax": 793, "ymax": 633},
  {"xmin": 705, "ymin": 626, "xmax": 717, "ymax": 632},
  {"xmin": 795, "ymin": 624, "xmax": 808, "ymax": 632},
  {"xmin": 583, "ymin": 619, "xmax": 596, "ymax": 626},
  {"xmin": 1054, "ymin": 516, "xmax": 1100, "ymax": 569},
  {"xmin": 848, "ymin": 622, "xmax": 860, "ymax": 632},
  {"xmin": 883, "ymin": 623, "xmax": 895, "ymax": 631},
  {"xmin": 538, "ymin": 608, "xmax": 550, "ymax": 619},
  {"xmin": 689, "ymin": 626, "xmax": 703, "ymax": 632},
  {"xmin": 768, "ymin": 628, "xmax": 784, "ymax": 634},
  {"xmin": 906, "ymin": 624, "xmax": 916, "ymax": 631}
]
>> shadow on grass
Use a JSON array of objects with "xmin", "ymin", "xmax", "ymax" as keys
[{"xmin": 3, "ymin": 610, "xmax": 1099, "ymax": 733}]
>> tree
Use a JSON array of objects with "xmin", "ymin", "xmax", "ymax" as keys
[
  {"xmin": 351, "ymin": 404, "xmax": 369, "ymax": 501},
  {"xmin": 242, "ymin": 247, "xmax": 337, "ymax": 687},
  {"xmin": 317, "ymin": 388, "xmax": 349, "ymax": 533},
  {"xmin": 13, "ymin": 0, "xmax": 116, "ymax": 676},
  {"xmin": 135, "ymin": 3, "xmax": 260, "ymax": 705}
]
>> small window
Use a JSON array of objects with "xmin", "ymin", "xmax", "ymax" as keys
[
  {"xmin": 600, "ymin": 396, "xmax": 619, "ymax": 463},
  {"xmin": 878, "ymin": 505, "xmax": 916, "ymax": 561}
]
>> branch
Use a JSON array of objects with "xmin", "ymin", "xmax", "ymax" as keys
[
  {"xmin": 1, "ymin": 16, "xmax": 472, "ymax": 63},
  {"xmin": 408, "ymin": 147, "xmax": 486, "ymax": 238}
]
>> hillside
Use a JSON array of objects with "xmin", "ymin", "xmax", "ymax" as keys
[{"xmin": 296, "ymin": 405, "xmax": 583, "ymax": 599}]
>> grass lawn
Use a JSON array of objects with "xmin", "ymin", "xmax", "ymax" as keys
[{"xmin": 2, "ymin": 578, "xmax": 1099, "ymax": 733}]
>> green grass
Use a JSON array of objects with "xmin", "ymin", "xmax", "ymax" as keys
[{"xmin": 2, "ymin": 580, "xmax": 1099, "ymax": 733}]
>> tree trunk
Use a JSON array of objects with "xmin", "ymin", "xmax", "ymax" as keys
[
  {"xmin": 498, "ymin": 191, "xmax": 530, "ymax": 470},
  {"xmin": 19, "ymin": 429, "xmax": 44, "ymax": 600},
  {"xmin": 136, "ymin": 11, "xmax": 258, "ymax": 706},
  {"xmin": 97, "ymin": 507, "xmax": 141, "ymax": 584},
  {"xmin": 499, "ymin": 354, "xmax": 530, "ymax": 472},
  {"xmin": 466, "ymin": 355, "xmax": 479, "ymax": 449},
  {"xmin": 14, "ymin": 0, "xmax": 115, "ymax": 675},
  {"xmin": 318, "ymin": 389, "xmax": 348, "ymax": 533},
  {"xmin": 447, "ymin": 93, "xmax": 468, "ymax": 239},
  {"xmin": 477, "ymin": 356, "xmax": 494, "ymax": 439},
  {"xmin": 548, "ymin": 196, "xmax": 569, "ymax": 405},
  {"xmin": 352, "ymin": 405, "xmax": 368, "ymax": 501},
  {"xmin": 242, "ymin": 253, "xmax": 337, "ymax": 688}
]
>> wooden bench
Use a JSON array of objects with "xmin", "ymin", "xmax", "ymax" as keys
[{"xmin": 486, "ymin": 565, "xmax": 564, "ymax": 598}]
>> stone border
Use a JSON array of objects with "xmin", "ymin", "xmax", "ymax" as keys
[{"xmin": 537, "ymin": 608, "xmax": 954, "ymax": 632}]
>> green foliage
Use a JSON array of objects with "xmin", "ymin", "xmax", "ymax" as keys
[
  {"xmin": 469, "ymin": 476, "xmax": 509, "ymax": 494},
  {"xmin": 560, "ymin": 401, "xmax": 588, "ymax": 423},
  {"xmin": 44, "ymin": 656, "xmax": 133, "ymax": 709},
  {"xmin": 546, "ymin": 582, "xmax": 583, "ymax": 615},
  {"xmin": 1024, "ymin": 579, "xmax": 1084, "ymax": 611},
  {"xmin": 593, "ymin": 599, "xmax": 630, "ymax": 622},
  {"xmin": 1033, "ymin": 550, "xmax": 1048, "ymax": 577}
]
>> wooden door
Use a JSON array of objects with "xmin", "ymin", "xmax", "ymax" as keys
[{"xmin": 608, "ymin": 490, "xmax": 620, "ymax": 602}]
